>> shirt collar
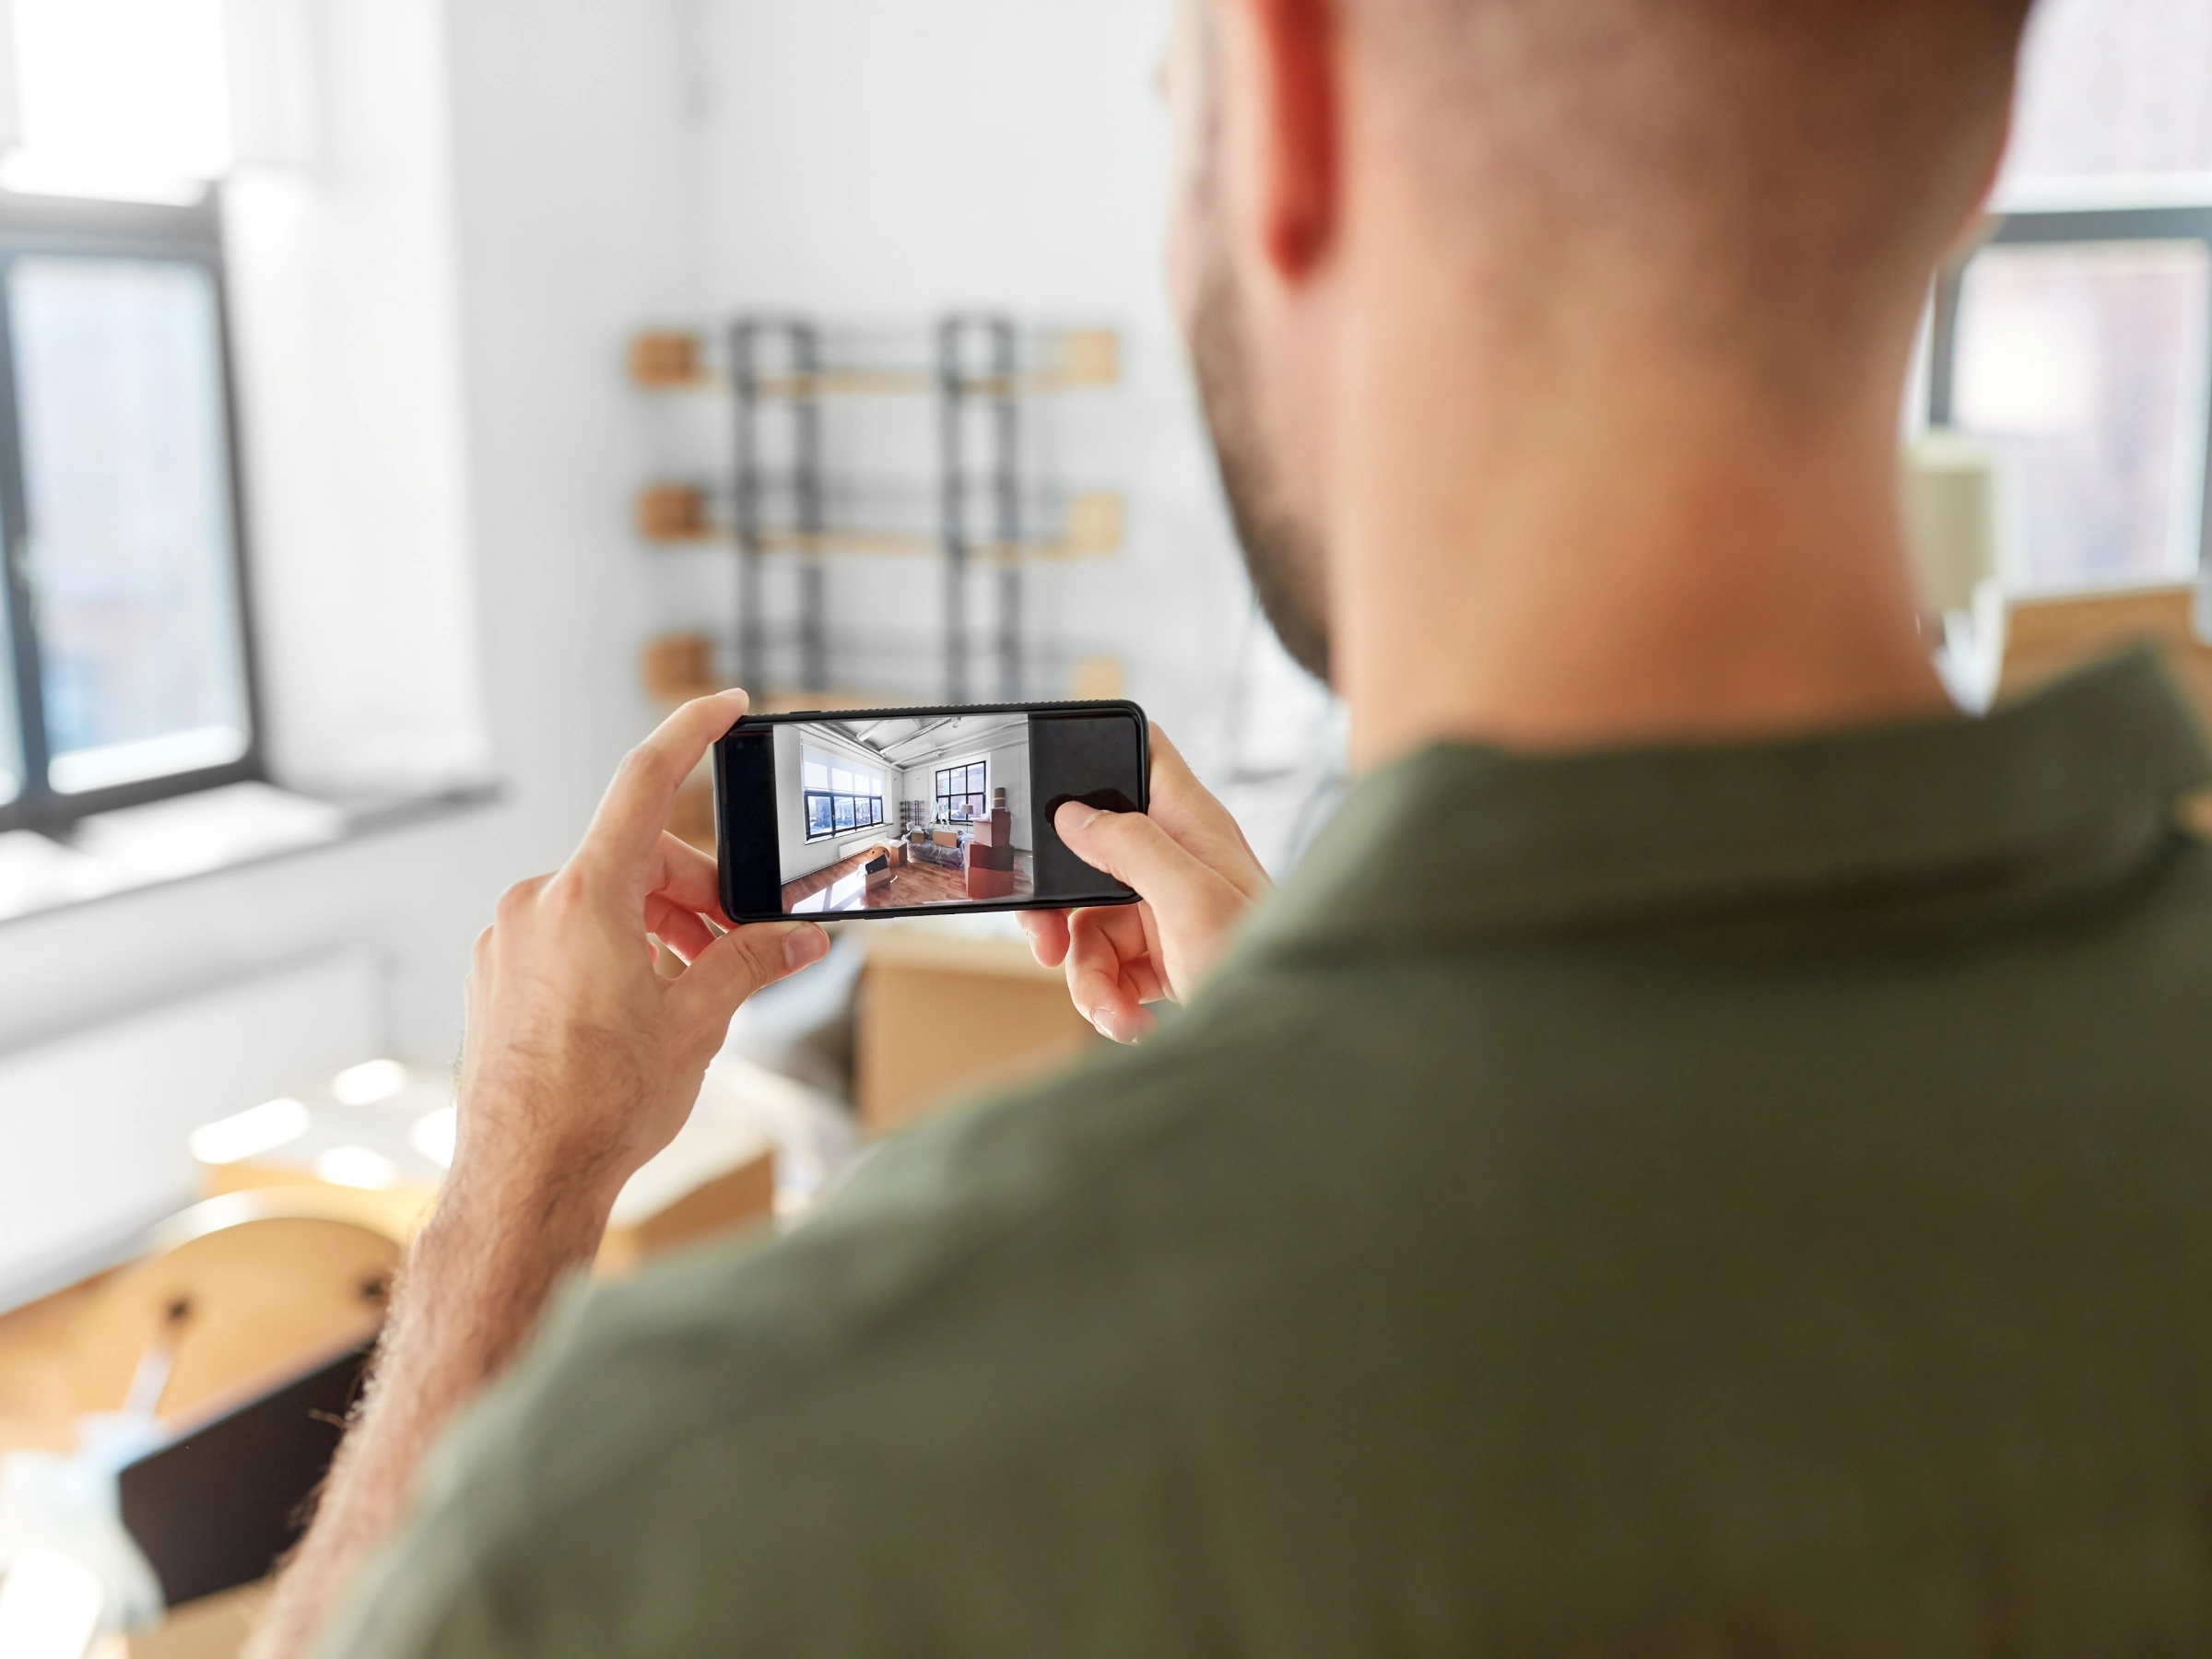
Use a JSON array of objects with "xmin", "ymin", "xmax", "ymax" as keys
[{"xmin": 1236, "ymin": 649, "xmax": 2212, "ymax": 959}]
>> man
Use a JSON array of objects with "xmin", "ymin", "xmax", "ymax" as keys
[{"xmin": 256, "ymin": 0, "xmax": 2212, "ymax": 1652}]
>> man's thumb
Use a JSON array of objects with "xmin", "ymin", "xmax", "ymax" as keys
[
  {"xmin": 1056, "ymin": 801, "xmax": 1214, "ymax": 910},
  {"xmin": 676, "ymin": 921, "xmax": 828, "ymax": 1018}
]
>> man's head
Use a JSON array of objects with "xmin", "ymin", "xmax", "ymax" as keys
[{"xmin": 1168, "ymin": 0, "xmax": 2032, "ymax": 686}]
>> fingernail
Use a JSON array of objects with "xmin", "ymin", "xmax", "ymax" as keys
[
  {"xmin": 1060, "ymin": 802, "xmax": 1100, "ymax": 835},
  {"xmin": 784, "ymin": 925, "xmax": 828, "ymax": 970},
  {"xmin": 1092, "ymin": 1009, "xmax": 1123, "ymax": 1042}
]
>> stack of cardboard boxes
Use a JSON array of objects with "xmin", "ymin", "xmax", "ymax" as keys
[{"xmin": 963, "ymin": 788, "xmax": 1018, "ymax": 900}]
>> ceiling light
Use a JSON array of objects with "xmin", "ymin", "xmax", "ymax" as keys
[
  {"xmin": 409, "ymin": 1107, "xmax": 457, "ymax": 1170},
  {"xmin": 188, "ymin": 1097, "xmax": 310, "ymax": 1165},
  {"xmin": 315, "ymin": 1145, "xmax": 398, "ymax": 1192},
  {"xmin": 332, "ymin": 1059, "xmax": 407, "ymax": 1106},
  {"xmin": 0, "ymin": 1548, "xmax": 105, "ymax": 1658}
]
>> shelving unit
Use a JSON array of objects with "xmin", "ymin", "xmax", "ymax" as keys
[{"xmin": 629, "ymin": 315, "xmax": 1122, "ymax": 707}]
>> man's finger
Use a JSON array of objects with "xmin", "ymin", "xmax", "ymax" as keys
[
  {"xmin": 645, "ymin": 894, "xmax": 717, "ymax": 962},
  {"xmin": 1065, "ymin": 913, "xmax": 1154, "ymax": 1044},
  {"xmin": 1070, "ymin": 905, "xmax": 1169, "ymax": 1007},
  {"xmin": 672, "ymin": 920, "xmax": 829, "ymax": 1024},
  {"xmin": 651, "ymin": 834, "xmax": 733, "ymax": 925},
  {"xmin": 578, "ymin": 690, "xmax": 751, "ymax": 880},
  {"xmin": 1019, "ymin": 909, "xmax": 1072, "ymax": 970}
]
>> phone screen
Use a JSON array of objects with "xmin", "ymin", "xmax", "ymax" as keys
[{"xmin": 714, "ymin": 701, "xmax": 1147, "ymax": 923}]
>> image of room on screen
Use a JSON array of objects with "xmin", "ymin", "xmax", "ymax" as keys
[{"xmin": 774, "ymin": 712, "xmax": 1035, "ymax": 914}]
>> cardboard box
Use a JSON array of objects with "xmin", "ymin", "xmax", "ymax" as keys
[{"xmin": 855, "ymin": 929, "xmax": 1096, "ymax": 1135}]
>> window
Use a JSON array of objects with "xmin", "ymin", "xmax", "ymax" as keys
[
  {"xmin": 6, "ymin": 0, "xmax": 234, "ymax": 206},
  {"xmin": 0, "ymin": 194, "xmax": 259, "ymax": 830},
  {"xmin": 1998, "ymin": 0, "xmax": 2212, "ymax": 196},
  {"xmin": 1920, "ymin": 0, "xmax": 2212, "ymax": 597},
  {"xmin": 801, "ymin": 749, "xmax": 884, "ymax": 841},
  {"xmin": 1934, "ymin": 224, "xmax": 2209, "ymax": 594},
  {"xmin": 935, "ymin": 761, "xmax": 987, "ymax": 823},
  {"xmin": 0, "ymin": 0, "xmax": 265, "ymax": 833}
]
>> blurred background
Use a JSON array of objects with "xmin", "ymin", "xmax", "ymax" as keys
[{"xmin": 0, "ymin": 0, "xmax": 2202, "ymax": 1650}]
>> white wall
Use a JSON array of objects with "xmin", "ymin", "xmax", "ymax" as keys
[
  {"xmin": 993, "ymin": 738, "xmax": 1032, "ymax": 853},
  {"xmin": 224, "ymin": 0, "xmax": 490, "ymax": 798},
  {"xmin": 691, "ymin": 0, "xmax": 1276, "ymax": 780},
  {"xmin": 440, "ymin": 0, "xmax": 707, "ymax": 863},
  {"xmin": 771, "ymin": 724, "xmax": 806, "ymax": 877}
]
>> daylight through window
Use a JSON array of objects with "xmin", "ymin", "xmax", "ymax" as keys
[
  {"xmin": 1924, "ymin": 0, "xmax": 2212, "ymax": 596},
  {"xmin": 0, "ymin": 196, "xmax": 258, "ymax": 831},
  {"xmin": 801, "ymin": 750, "xmax": 886, "ymax": 841},
  {"xmin": 935, "ymin": 762, "xmax": 986, "ymax": 824}
]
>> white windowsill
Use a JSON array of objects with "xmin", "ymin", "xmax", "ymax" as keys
[{"xmin": 0, "ymin": 778, "xmax": 501, "ymax": 926}]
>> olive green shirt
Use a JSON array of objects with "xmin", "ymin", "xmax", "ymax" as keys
[{"xmin": 329, "ymin": 652, "xmax": 2212, "ymax": 1657}]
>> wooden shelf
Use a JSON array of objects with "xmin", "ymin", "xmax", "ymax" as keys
[
  {"xmin": 629, "ymin": 326, "xmax": 1120, "ymax": 395},
  {"xmin": 635, "ymin": 483, "xmax": 1122, "ymax": 561}
]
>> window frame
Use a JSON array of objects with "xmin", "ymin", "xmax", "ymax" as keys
[
  {"xmin": 0, "ymin": 190, "xmax": 265, "ymax": 837},
  {"xmin": 934, "ymin": 759, "xmax": 988, "ymax": 825},
  {"xmin": 802, "ymin": 788, "xmax": 885, "ymax": 841},
  {"xmin": 800, "ymin": 747, "xmax": 886, "ymax": 843},
  {"xmin": 1926, "ymin": 204, "xmax": 2212, "ymax": 600}
]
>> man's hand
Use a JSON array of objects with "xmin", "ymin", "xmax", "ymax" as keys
[
  {"xmin": 250, "ymin": 689, "xmax": 824, "ymax": 1659},
  {"xmin": 1019, "ymin": 728, "xmax": 1269, "ymax": 1044},
  {"xmin": 453, "ymin": 688, "xmax": 827, "ymax": 1212}
]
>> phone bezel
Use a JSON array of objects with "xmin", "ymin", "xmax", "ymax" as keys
[{"xmin": 712, "ymin": 698, "xmax": 1150, "ymax": 924}]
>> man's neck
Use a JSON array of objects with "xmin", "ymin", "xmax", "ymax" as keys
[{"xmin": 1330, "ymin": 288, "xmax": 1949, "ymax": 773}]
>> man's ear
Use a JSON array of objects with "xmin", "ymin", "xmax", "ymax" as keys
[{"xmin": 1233, "ymin": 0, "xmax": 1339, "ymax": 279}]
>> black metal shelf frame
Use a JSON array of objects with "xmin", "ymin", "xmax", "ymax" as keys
[
  {"xmin": 731, "ymin": 317, "xmax": 828, "ymax": 695},
  {"xmin": 939, "ymin": 313, "xmax": 1023, "ymax": 703},
  {"xmin": 724, "ymin": 309, "xmax": 1034, "ymax": 704}
]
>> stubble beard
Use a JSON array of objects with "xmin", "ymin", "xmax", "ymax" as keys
[{"xmin": 1184, "ymin": 194, "xmax": 1335, "ymax": 686}]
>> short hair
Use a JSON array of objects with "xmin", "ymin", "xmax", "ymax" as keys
[{"xmin": 1347, "ymin": 0, "xmax": 2034, "ymax": 403}]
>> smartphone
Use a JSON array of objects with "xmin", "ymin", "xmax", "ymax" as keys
[{"xmin": 713, "ymin": 700, "xmax": 1149, "ymax": 923}]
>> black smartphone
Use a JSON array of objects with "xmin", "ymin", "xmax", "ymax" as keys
[{"xmin": 713, "ymin": 700, "xmax": 1149, "ymax": 923}]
